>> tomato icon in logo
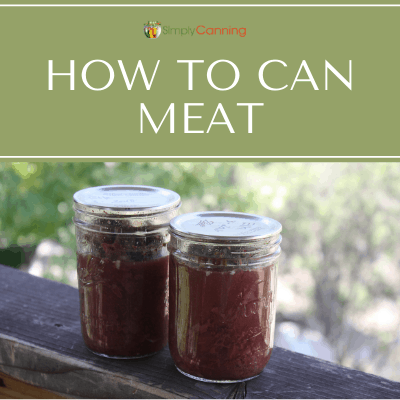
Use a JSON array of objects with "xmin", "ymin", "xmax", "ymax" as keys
[{"xmin": 144, "ymin": 21, "xmax": 162, "ymax": 39}]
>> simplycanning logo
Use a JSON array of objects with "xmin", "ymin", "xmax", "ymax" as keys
[{"xmin": 143, "ymin": 21, "xmax": 247, "ymax": 38}]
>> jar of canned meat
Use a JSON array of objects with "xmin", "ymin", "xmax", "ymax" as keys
[
  {"xmin": 168, "ymin": 211, "xmax": 282, "ymax": 382},
  {"xmin": 73, "ymin": 185, "xmax": 181, "ymax": 358}
]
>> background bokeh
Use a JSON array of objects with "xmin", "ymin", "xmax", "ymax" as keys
[{"xmin": 1, "ymin": 161, "xmax": 399, "ymax": 381}]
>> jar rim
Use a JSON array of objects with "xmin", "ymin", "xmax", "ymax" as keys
[
  {"xmin": 169, "ymin": 211, "xmax": 282, "ymax": 243},
  {"xmin": 73, "ymin": 185, "xmax": 181, "ymax": 217}
]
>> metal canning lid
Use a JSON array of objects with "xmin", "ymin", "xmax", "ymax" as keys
[
  {"xmin": 169, "ymin": 212, "xmax": 282, "ymax": 261},
  {"xmin": 170, "ymin": 211, "xmax": 282, "ymax": 242},
  {"xmin": 73, "ymin": 185, "xmax": 181, "ymax": 233},
  {"xmin": 73, "ymin": 185, "xmax": 181, "ymax": 216}
]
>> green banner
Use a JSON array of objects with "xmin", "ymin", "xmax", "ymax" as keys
[{"xmin": 0, "ymin": 5, "xmax": 399, "ymax": 157}]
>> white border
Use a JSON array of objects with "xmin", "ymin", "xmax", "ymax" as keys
[
  {"xmin": 0, "ymin": 4, "xmax": 399, "ymax": 6},
  {"xmin": 1, "ymin": 156, "xmax": 399, "ymax": 158}
]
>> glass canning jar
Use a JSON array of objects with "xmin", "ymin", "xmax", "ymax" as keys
[
  {"xmin": 168, "ymin": 211, "xmax": 282, "ymax": 383},
  {"xmin": 73, "ymin": 185, "xmax": 181, "ymax": 359}
]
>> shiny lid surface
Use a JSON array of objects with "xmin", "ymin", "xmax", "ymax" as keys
[
  {"xmin": 73, "ymin": 185, "xmax": 181, "ymax": 216},
  {"xmin": 170, "ymin": 211, "xmax": 282, "ymax": 242}
]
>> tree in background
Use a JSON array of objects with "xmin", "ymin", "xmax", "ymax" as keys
[
  {"xmin": 0, "ymin": 161, "xmax": 250, "ymax": 250},
  {"xmin": 234, "ymin": 163, "xmax": 400, "ymax": 379}
]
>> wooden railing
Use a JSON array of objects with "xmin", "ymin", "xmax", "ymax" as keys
[{"xmin": 1, "ymin": 264, "xmax": 400, "ymax": 399}]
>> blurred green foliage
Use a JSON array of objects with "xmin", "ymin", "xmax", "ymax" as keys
[{"xmin": 0, "ymin": 162, "xmax": 257, "ymax": 249}]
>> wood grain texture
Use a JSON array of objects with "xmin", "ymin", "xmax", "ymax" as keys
[
  {"xmin": 0, "ymin": 371, "xmax": 66, "ymax": 399},
  {"xmin": 1, "ymin": 264, "xmax": 400, "ymax": 399}
]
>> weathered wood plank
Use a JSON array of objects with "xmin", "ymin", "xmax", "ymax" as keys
[
  {"xmin": 1, "ymin": 264, "xmax": 400, "ymax": 399},
  {"xmin": 0, "ymin": 371, "xmax": 66, "ymax": 399},
  {"xmin": 0, "ymin": 334, "xmax": 179, "ymax": 399}
]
